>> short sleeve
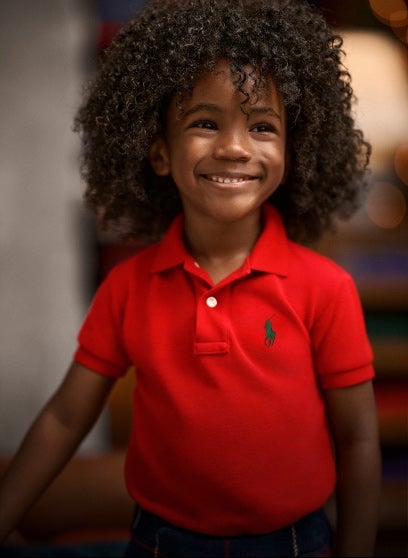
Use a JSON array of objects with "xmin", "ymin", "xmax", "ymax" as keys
[
  {"xmin": 74, "ymin": 266, "xmax": 132, "ymax": 378},
  {"xmin": 312, "ymin": 273, "xmax": 375, "ymax": 389}
]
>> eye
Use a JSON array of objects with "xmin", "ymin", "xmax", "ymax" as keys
[
  {"xmin": 190, "ymin": 119, "xmax": 217, "ymax": 130},
  {"xmin": 251, "ymin": 122, "xmax": 277, "ymax": 134}
]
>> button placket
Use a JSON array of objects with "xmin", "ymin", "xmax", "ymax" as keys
[{"xmin": 194, "ymin": 288, "xmax": 229, "ymax": 354}]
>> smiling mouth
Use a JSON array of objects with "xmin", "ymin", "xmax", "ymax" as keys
[{"xmin": 203, "ymin": 174, "xmax": 256, "ymax": 184}]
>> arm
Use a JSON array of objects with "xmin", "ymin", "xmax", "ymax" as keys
[
  {"xmin": 0, "ymin": 362, "xmax": 117, "ymax": 543},
  {"xmin": 325, "ymin": 380, "xmax": 381, "ymax": 557}
]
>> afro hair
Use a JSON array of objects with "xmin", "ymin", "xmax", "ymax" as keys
[{"xmin": 74, "ymin": 0, "xmax": 371, "ymax": 243}]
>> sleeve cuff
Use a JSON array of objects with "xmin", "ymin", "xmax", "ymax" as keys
[
  {"xmin": 74, "ymin": 346, "xmax": 127, "ymax": 378},
  {"xmin": 319, "ymin": 363, "xmax": 375, "ymax": 390}
]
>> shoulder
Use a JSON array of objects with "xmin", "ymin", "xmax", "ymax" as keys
[
  {"xmin": 288, "ymin": 240, "xmax": 352, "ymax": 286},
  {"xmin": 106, "ymin": 241, "xmax": 161, "ymax": 279},
  {"xmin": 110, "ymin": 242, "xmax": 160, "ymax": 278},
  {"xmin": 285, "ymin": 240, "xmax": 360, "ymax": 315}
]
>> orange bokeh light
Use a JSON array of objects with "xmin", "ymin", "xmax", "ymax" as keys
[
  {"xmin": 369, "ymin": 0, "xmax": 408, "ymax": 25},
  {"xmin": 369, "ymin": 0, "xmax": 408, "ymax": 44},
  {"xmin": 366, "ymin": 181, "xmax": 407, "ymax": 229}
]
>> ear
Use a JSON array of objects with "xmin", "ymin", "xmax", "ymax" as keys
[{"xmin": 149, "ymin": 136, "xmax": 171, "ymax": 176}]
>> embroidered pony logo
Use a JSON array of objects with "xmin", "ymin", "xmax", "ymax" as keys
[{"xmin": 264, "ymin": 317, "xmax": 277, "ymax": 347}]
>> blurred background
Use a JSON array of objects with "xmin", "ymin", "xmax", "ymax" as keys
[{"xmin": 0, "ymin": 0, "xmax": 406, "ymax": 555}]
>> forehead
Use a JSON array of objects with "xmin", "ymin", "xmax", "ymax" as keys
[{"xmin": 176, "ymin": 59, "xmax": 283, "ymax": 112}]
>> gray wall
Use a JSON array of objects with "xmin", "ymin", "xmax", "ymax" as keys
[{"xmin": 0, "ymin": 1, "xmax": 109, "ymax": 453}]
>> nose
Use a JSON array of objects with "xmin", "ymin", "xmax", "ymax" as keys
[{"xmin": 213, "ymin": 130, "xmax": 251, "ymax": 161}]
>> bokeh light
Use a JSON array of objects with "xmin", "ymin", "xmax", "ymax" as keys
[
  {"xmin": 369, "ymin": 0, "xmax": 408, "ymax": 44},
  {"xmin": 341, "ymin": 31, "xmax": 408, "ymax": 172},
  {"xmin": 366, "ymin": 181, "xmax": 407, "ymax": 228}
]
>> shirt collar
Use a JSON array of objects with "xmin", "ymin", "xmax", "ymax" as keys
[
  {"xmin": 151, "ymin": 203, "xmax": 289, "ymax": 277},
  {"xmin": 150, "ymin": 213, "xmax": 187, "ymax": 273},
  {"xmin": 249, "ymin": 204, "xmax": 288, "ymax": 276}
]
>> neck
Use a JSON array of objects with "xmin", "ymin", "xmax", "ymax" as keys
[{"xmin": 183, "ymin": 209, "xmax": 263, "ymax": 283}]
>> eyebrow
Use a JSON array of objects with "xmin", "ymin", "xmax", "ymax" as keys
[
  {"xmin": 248, "ymin": 106, "xmax": 282, "ymax": 121},
  {"xmin": 182, "ymin": 103, "xmax": 282, "ymax": 121},
  {"xmin": 182, "ymin": 103, "xmax": 223, "ymax": 119}
]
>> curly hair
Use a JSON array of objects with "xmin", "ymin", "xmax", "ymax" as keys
[{"xmin": 74, "ymin": 0, "xmax": 371, "ymax": 243}]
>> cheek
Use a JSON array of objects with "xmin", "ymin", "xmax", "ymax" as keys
[
  {"xmin": 260, "ymin": 143, "xmax": 286, "ymax": 167},
  {"xmin": 170, "ymin": 138, "xmax": 207, "ymax": 169}
]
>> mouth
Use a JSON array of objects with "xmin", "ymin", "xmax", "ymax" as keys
[{"xmin": 202, "ymin": 174, "xmax": 256, "ymax": 185}]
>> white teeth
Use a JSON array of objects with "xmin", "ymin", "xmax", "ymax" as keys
[{"xmin": 207, "ymin": 175, "xmax": 248, "ymax": 184}]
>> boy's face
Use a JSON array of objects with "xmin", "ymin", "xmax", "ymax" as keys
[{"xmin": 150, "ymin": 59, "xmax": 287, "ymax": 225}]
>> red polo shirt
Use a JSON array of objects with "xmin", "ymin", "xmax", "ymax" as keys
[{"xmin": 74, "ymin": 204, "xmax": 374, "ymax": 536}]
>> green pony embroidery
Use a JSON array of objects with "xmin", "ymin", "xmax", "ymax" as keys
[{"xmin": 264, "ymin": 317, "xmax": 276, "ymax": 347}]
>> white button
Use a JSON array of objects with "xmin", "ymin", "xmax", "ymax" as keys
[{"xmin": 206, "ymin": 296, "xmax": 218, "ymax": 308}]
